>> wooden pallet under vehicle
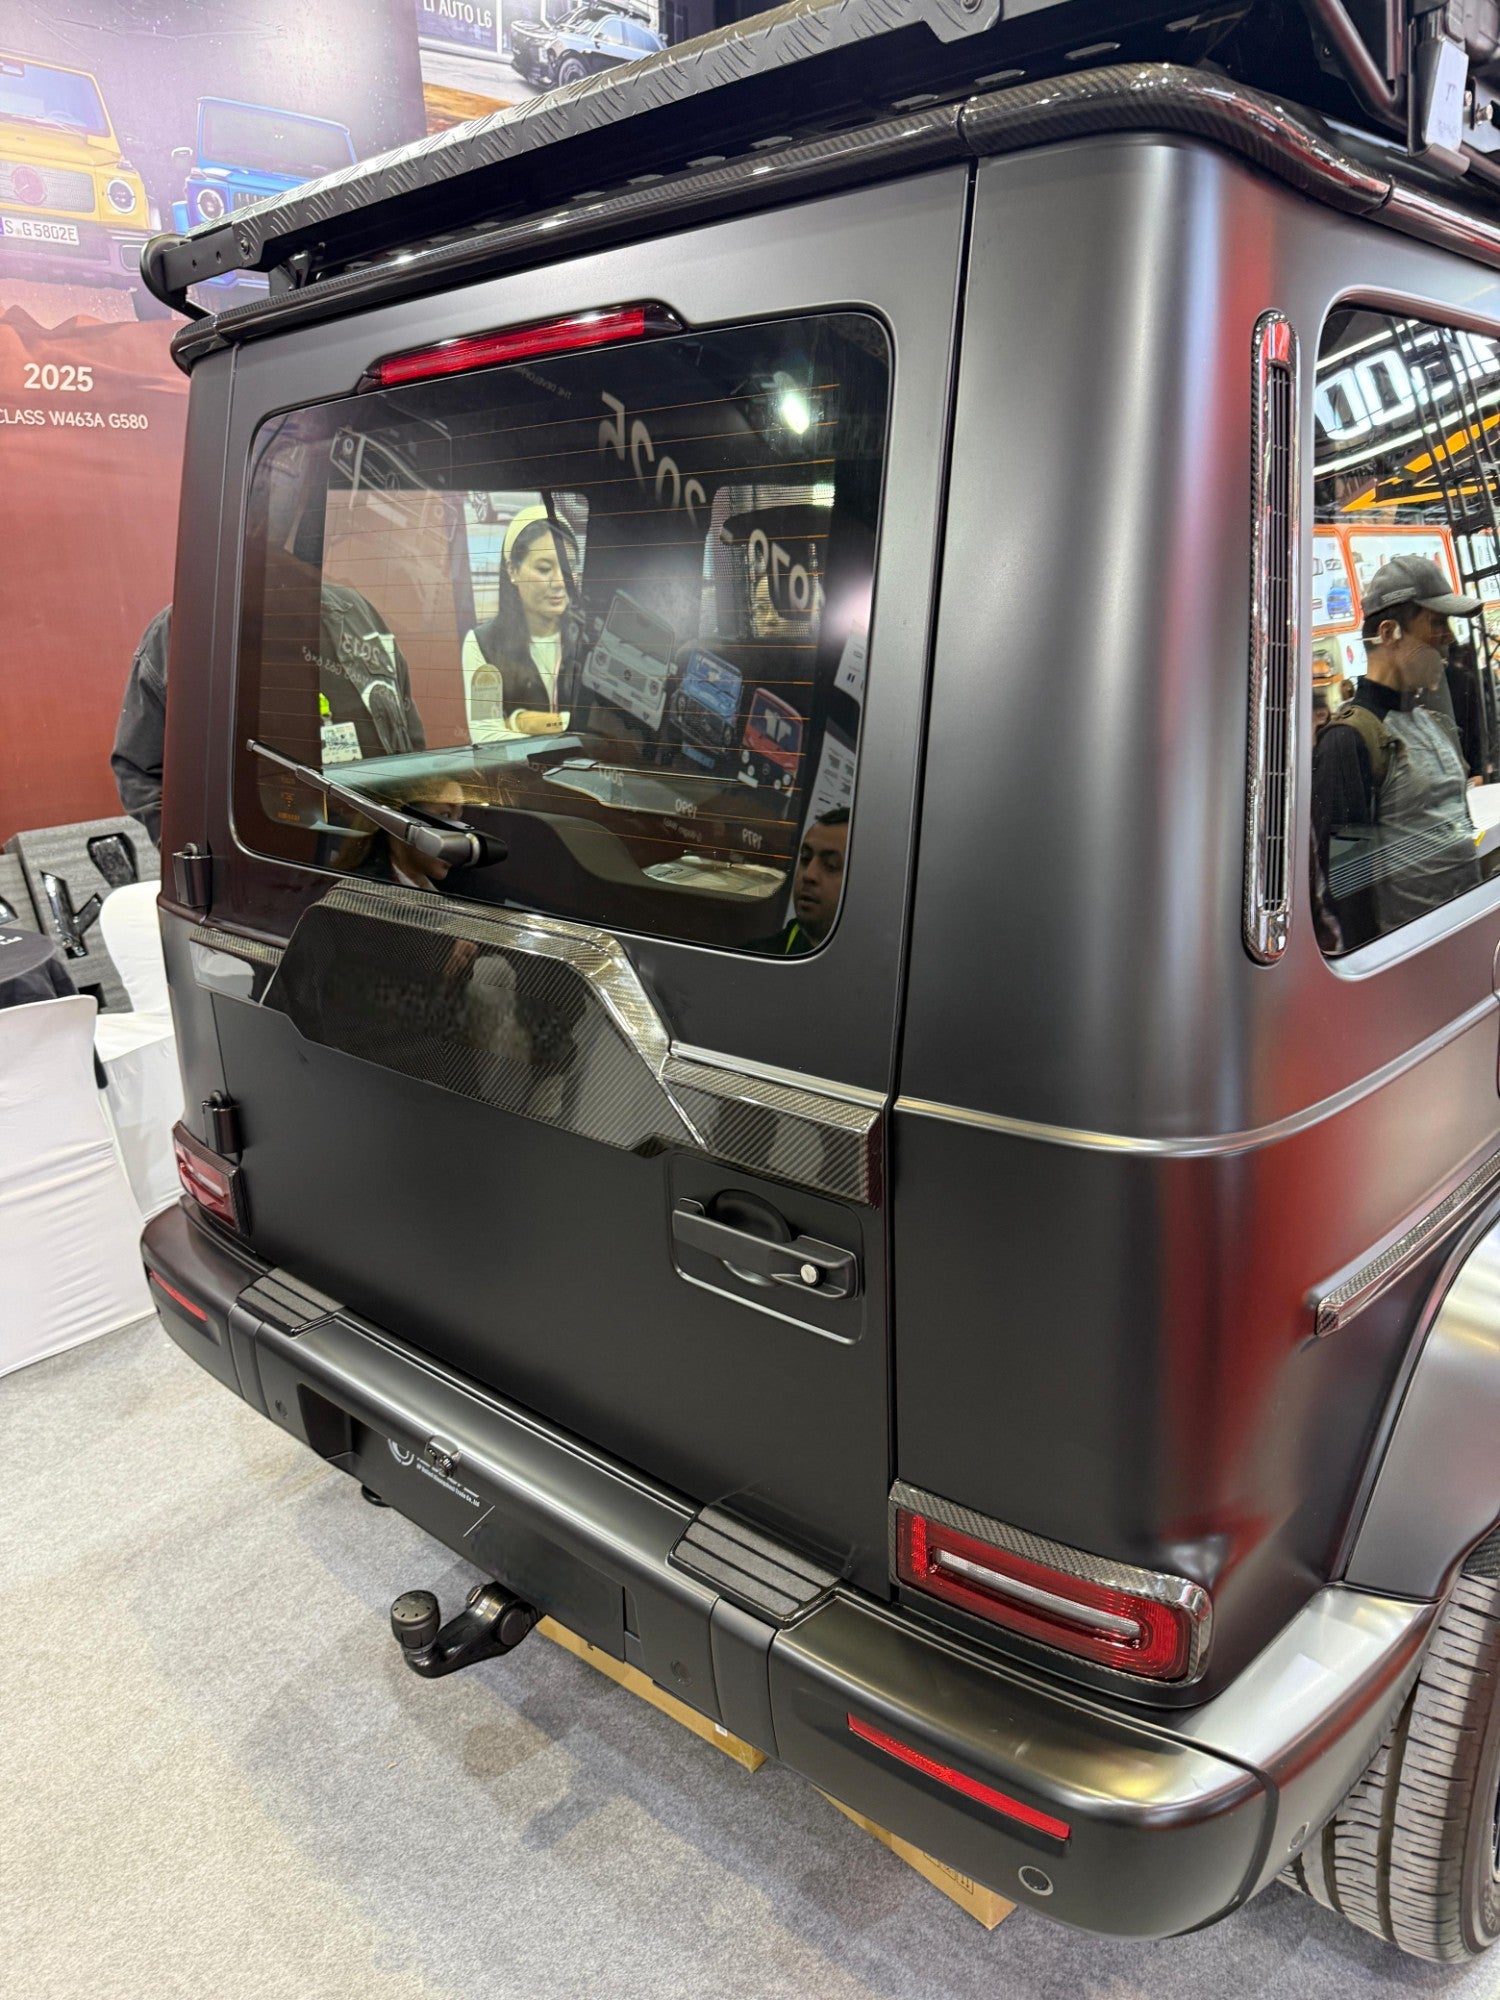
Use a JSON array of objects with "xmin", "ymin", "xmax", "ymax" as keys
[{"xmin": 538, "ymin": 1618, "xmax": 1015, "ymax": 1929}]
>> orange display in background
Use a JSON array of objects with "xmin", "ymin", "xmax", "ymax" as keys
[{"xmin": 0, "ymin": 307, "xmax": 186, "ymax": 840}]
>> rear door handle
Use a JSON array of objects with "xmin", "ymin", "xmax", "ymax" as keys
[{"xmin": 671, "ymin": 1200, "xmax": 859, "ymax": 1300}]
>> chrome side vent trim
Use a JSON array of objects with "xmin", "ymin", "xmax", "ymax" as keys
[{"xmin": 1245, "ymin": 310, "xmax": 1300, "ymax": 965}]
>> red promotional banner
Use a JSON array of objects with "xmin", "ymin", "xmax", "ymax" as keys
[
  {"xmin": 0, "ymin": 0, "xmax": 427, "ymax": 841},
  {"xmin": 0, "ymin": 0, "xmax": 704, "ymax": 841}
]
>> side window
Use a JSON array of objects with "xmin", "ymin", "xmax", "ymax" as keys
[
  {"xmin": 1311, "ymin": 308, "xmax": 1499, "ymax": 956},
  {"xmin": 235, "ymin": 313, "xmax": 886, "ymax": 954}
]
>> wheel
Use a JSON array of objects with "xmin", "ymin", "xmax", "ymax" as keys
[
  {"xmin": 1283, "ymin": 1544, "xmax": 1500, "ymax": 1961},
  {"xmin": 555, "ymin": 55, "xmax": 588, "ymax": 88}
]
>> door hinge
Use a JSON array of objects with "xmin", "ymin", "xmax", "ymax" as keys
[
  {"xmin": 172, "ymin": 843, "xmax": 212, "ymax": 913},
  {"xmin": 202, "ymin": 1093, "xmax": 241, "ymax": 1158}
]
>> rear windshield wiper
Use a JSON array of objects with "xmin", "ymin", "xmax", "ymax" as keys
[{"xmin": 247, "ymin": 740, "xmax": 508, "ymax": 870}]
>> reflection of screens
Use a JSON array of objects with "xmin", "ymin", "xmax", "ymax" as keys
[
  {"xmin": 675, "ymin": 649, "xmax": 743, "ymax": 750},
  {"xmin": 583, "ymin": 591, "xmax": 676, "ymax": 729}
]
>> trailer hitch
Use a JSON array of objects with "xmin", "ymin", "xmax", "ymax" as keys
[{"xmin": 390, "ymin": 1582, "xmax": 537, "ymax": 1678}]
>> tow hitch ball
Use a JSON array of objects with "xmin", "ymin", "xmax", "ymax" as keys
[{"xmin": 390, "ymin": 1582, "xmax": 537, "ymax": 1679}]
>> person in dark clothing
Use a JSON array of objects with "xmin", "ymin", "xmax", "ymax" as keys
[
  {"xmin": 111, "ymin": 606, "xmax": 172, "ymax": 846},
  {"xmin": 1445, "ymin": 641, "xmax": 1488, "ymax": 781},
  {"xmin": 1312, "ymin": 555, "xmax": 1483, "ymax": 951},
  {"xmin": 767, "ymin": 807, "xmax": 848, "ymax": 953},
  {"xmin": 111, "ymin": 593, "xmax": 425, "ymax": 845}
]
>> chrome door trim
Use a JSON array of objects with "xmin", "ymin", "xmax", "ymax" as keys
[{"xmin": 896, "ymin": 990, "xmax": 1500, "ymax": 1158}]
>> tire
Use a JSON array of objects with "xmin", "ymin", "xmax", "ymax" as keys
[
  {"xmin": 1283, "ymin": 1550, "xmax": 1500, "ymax": 1962},
  {"xmin": 555, "ymin": 55, "xmax": 588, "ymax": 88}
]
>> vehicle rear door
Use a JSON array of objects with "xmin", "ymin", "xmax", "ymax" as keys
[{"xmin": 187, "ymin": 170, "xmax": 967, "ymax": 1592}]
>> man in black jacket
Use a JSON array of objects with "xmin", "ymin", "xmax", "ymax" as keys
[{"xmin": 110, "ymin": 606, "xmax": 171, "ymax": 846}]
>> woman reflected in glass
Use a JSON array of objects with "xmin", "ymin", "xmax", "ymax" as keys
[{"xmin": 462, "ymin": 505, "xmax": 584, "ymax": 741}]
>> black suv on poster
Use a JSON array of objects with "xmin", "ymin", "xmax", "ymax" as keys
[{"xmin": 509, "ymin": 2, "xmax": 663, "ymax": 90}]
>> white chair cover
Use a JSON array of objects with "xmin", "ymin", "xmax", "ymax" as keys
[
  {"xmin": 94, "ymin": 884, "xmax": 182, "ymax": 1219},
  {"xmin": 0, "ymin": 995, "xmax": 151, "ymax": 1377}
]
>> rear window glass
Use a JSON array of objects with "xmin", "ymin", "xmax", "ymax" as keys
[
  {"xmin": 1311, "ymin": 307, "xmax": 1500, "ymax": 955},
  {"xmin": 234, "ymin": 312, "xmax": 887, "ymax": 954}
]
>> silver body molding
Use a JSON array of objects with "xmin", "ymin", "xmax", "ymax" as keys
[{"xmin": 1346, "ymin": 1208, "xmax": 1500, "ymax": 1597}]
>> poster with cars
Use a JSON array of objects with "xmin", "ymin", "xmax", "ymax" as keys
[
  {"xmin": 0, "ymin": 1, "xmax": 426, "ymax": 839},
  {"xmin": 415, "ymin": 0, "xmax": 680, "ymax": 131},
  {"xmin": 0, "ymin": 0, "xmax": 717, "ymax": 841},
  {"xmin": 1310, "ymin": 529, "xmax": 1358, "ymax": 632}
]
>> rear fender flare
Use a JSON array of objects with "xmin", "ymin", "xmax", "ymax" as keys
[{"xmin": 1345, "ymin": 1201, "xmax": 1500, "ymax": 1598}]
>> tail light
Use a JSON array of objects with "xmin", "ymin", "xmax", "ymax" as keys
[
  {"xmin": 364, "ymin": 303, "xmax": 682, "ymax": 390},
  {"xmin": 847, "ymin": 1715, "xmax": 1071, "ymax": 1843},
  {"xmin": 892, "ymin": 1483, "xmax": 1211, "ymax": 1683},
  {"xmin": 173, "ymin": 1122, "xmax": 247, "ymax": 1234}
]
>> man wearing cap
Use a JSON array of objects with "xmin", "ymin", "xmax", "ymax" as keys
[{"xmin": 1312, "ymin": 554, "xmax": 1483, "ymax": 950}]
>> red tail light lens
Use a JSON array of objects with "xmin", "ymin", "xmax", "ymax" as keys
[
  {"xmin": 173, "ymin": 1123, "xmax": 246, "ymax": 1233},
  {"xmin": 847, "ymin": 1714, "xmax": 1071, "ymax": 1843},
  {"xmin": 366, "ymin": 303, "xmax": 681, "ymax": 389},
  {"xmin": 894, "ymin": 1506, "xmax": 1209, "ymax": 1682}
]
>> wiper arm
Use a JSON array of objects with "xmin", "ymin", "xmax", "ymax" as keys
[{"xmin": 247, "ymin": 740, "xmax": 508, "ymax": 870}]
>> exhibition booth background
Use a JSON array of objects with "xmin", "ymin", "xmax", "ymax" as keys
[{"xmin": 0, "ymin": 0, "xmax": 729, "ymax": 845}]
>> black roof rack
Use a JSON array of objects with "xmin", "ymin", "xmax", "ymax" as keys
[
  {"xmin": 142, "ymin": 0, "xmax": 1252, "ymax": 312},
  {"xmin": 147, "ymin": 0, "xmax": 1500, "ymax": 363}
]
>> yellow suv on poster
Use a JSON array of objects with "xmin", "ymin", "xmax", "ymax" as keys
[{"xmin": 0, "ymin": 51, "xmax": 162, "ymax": 315}]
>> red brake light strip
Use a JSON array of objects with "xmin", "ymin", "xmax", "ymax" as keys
[
  {"xmin": 847, "ymin": 1714, "xmax": 1071, "ymax": 1843},
  {"xmin": 368, "ymin": 304, "xmax": 679, "ymax": 389}
]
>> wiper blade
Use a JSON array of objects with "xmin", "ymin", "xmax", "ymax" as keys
[{"xmin": 247, "ymin": 740, "xmax": 508, "ymax": 870}]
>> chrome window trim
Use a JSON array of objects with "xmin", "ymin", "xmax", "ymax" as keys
[{"xmin": 1245, "ymin": 310, "xmax": 1299, "ymax": 966}]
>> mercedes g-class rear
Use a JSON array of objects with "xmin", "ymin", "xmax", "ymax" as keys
[{"xmin": 141, "ymin": 0, "xmax": 1500, "ymax": 1962}]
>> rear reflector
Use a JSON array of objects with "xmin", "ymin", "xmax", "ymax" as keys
[
  {"xmin": 173, "ymin": 1122, "xmax": 246, "ymax": 1234},
  {"xmin": 366, "ymin": 303, "xmax": 682, "ymax": 388},
  {"xmin": 149, "ymin": 1272, "xmax": 207, "ymax": 1322},
  {"xmin": 847, "ymin": 1715, "xmax": 1071, "ymax": 1843},
  {"xmin": 894, "ymin": 1504, "xmax": 1210, "ymax": 1682}
]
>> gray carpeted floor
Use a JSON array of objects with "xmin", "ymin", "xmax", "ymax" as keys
[{"xmin": 3, "ymin": 1316, "xmax": 1499, "ymax": 2000}]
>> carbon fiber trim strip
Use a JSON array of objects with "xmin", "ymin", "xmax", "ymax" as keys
[
  {"xmin": 663, "ymin": 1049, "xmax": 881, "ymax": 1206},
  {"xmin": 889, "ymin": 1478, "xmax": 1213, "ymax": 1682},
  {"xmin": 189, "ymin": 924, "xmax": 285, "ymax": 968},
  {"xmin": 1312, "ymin": 1145, "xmax": 1500, "ymax": 1336}
]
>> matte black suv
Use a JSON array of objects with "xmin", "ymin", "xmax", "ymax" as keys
[{"xmin": 140, "ymin": 0, "xmax": 1500, "ymax": 1962}]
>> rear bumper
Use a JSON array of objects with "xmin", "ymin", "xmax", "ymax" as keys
[{"xmin": 144, "ymin": 1202, "xmax": 1435, "ymax": 1940}]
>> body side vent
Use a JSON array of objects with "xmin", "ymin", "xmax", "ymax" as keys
[{"xmin": 1244, "ymin": 310, "xmax": 1301, "ymax": 964}]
